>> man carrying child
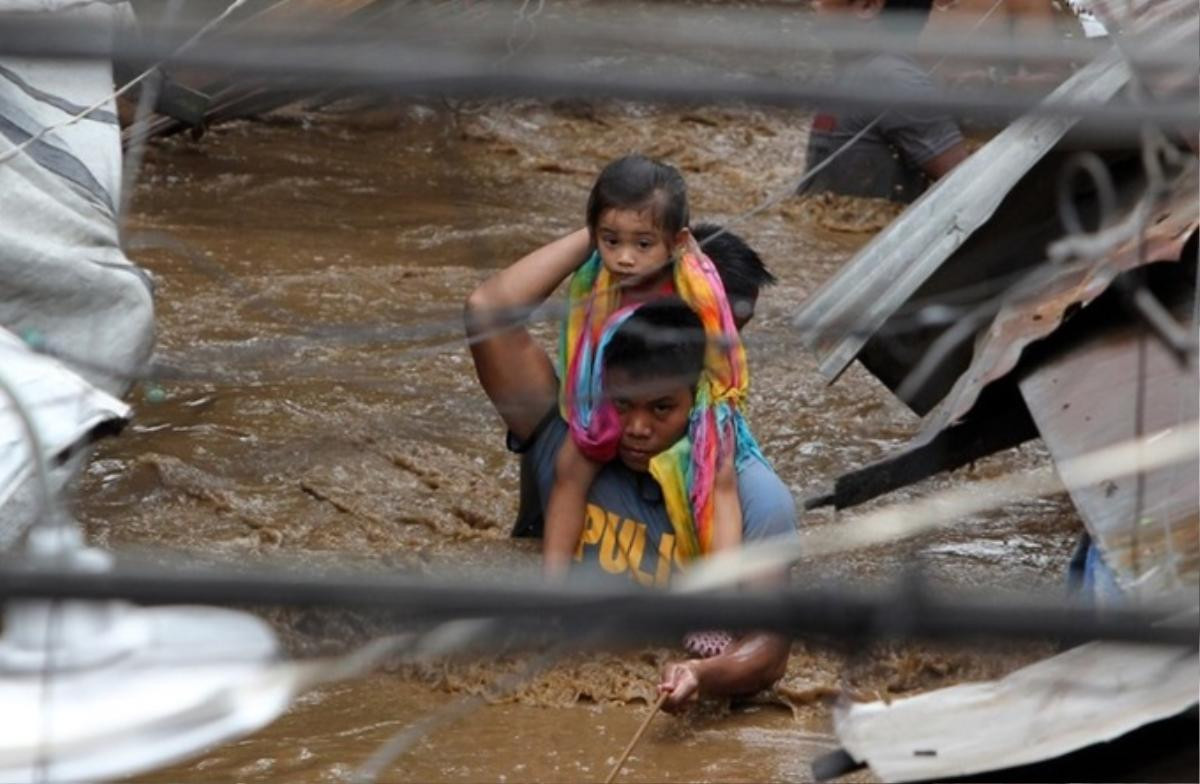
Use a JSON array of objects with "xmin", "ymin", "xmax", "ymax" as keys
[{"xmin": 464, "ymin": 155, "xmax": 796, "ymax": 709}]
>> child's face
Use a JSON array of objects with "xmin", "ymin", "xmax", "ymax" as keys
[{"xmin": 594, "ymin": 208, "xmax": 676, "ymax": 283}]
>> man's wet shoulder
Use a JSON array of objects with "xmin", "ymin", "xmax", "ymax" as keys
[{"xmin": 737, "ymin": 457, "xmax": 798, "ymax": 540}]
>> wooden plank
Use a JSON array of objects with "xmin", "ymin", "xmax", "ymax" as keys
[{"xmin": 1018, "ymin": 303, "xmax": 1199, "ymax": 598}]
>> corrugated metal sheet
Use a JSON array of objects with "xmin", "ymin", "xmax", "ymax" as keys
[
  {"xmin": 791, "ymin": 47, "xmax": 1133, "ymax": 384},
  {"xmin": 818, "ymin": 1, "xmax": 1199, "ymax": 777},
  {"xmin": 793, "ymin": 0, "xmax": 1198, "ymax": 400},
  {"xmin": 833, "ymin": 637, "xmax": 1199, "ymax": 783},
  {"xmin": 915, "ymin": 166, "xmax": 1198, "ymax": 443}
]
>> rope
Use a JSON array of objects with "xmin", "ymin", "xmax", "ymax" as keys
[{"xmin": 604, "ymin": 692, "xmax": 667, "ymax": 784}]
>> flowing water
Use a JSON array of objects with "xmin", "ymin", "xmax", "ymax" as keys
[{"xmin": 70, "ymin": 95, "xmax": 1082, "ymax": 782}]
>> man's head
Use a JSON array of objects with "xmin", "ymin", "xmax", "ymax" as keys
[
  {"xmin": 601, "ymin": 298, "xmax": 705, "ymax": 472},
  {"xmin": 693, "ymin": 223, "xmax": 776, "ymax": 329},
  {"xmin": 813, "ymin": 0, "xmax": 934, "ymax": 34}
]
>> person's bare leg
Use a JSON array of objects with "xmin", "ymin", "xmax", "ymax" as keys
[
  {"xmin": 709, "ymin": 458, "xmax": 743, "ymax": 554},
  {"xmin": 543, "ymin": 438, "xmax": 601, "ymax": 579}
]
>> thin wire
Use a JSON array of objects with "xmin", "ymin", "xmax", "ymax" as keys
[
  {"xmin": 502, "ymin": 0, "xmax": 544, "ymax": 62},
  {"xmin": 0, "ymin": 1, "xmax": 1182, "ymax": 399},
  {"xmin": 734, "ymin": 0, "xmax": 1023, "ymax": 403},
  {"xmin": 80, "ymin": 0, "xmax": 1059, "ymax": 396},
  {"xmin": 893, "ymin": 252, "xmax": 1103, "ymax": 404},
  {"xmin": 351, "ymin": 641, "xmax": 569, "ymax": 784},
  {"xmin": 1163, "ymin": 227, "xmax": 1200, "ymax": 583},
  {"xmin": 349, "ymin": 502, "xmax": 684, "ymax": 783},
  {"xmin": 677, "ymin": 420, "xmax": 1200, "ymax": 593},
  {"xmin": 0, "ymin": 15, "xmax": 1194, "ymax": 133},
  {"xmin": 9, "ymin": 4, "xmax": 1193, "ymax": 73},
  {"xmin": 1131, "ymin": 314, "xmax": 1148, "ymax": 582},
  {"xmin": 703, "ymin": 0, "xmax": 1006, "ymax": 247},
  {"xmin": 0, "ymin": 0, "xmax": 250, "ymax": 168},
  {"xmin": 119, "ymin": 0, "xmax": 186, "ymax": 233},
  {"xmin": 1126, "ymin": 127, "xmax": 1172, "ymax": 588},
  {"xmin": 34, "ymin": 600, "xmax": 63, "ymax": 784},
  {"xmin": 891, "ymin": 150, "xmax": 1197, "ymax": 405},
  {"xmin": 2, "ymin": 550, "xmax": 1196, "ymax": 644},
  {"xmin": 1100, "ymin": 0, "xmax": 1192, "ymax": 588},
  {"xmin": 20, "ymin": 213, "xmax": 1065, "ymax": 394}
]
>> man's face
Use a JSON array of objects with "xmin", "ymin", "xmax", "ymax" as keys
[
  {"xmin": 595, "ymin": 208, "xmax": 676, "ymax": 284},
  {"xmin": 605, "ymin": 368, "xmax": 694, "ymax": 472}
]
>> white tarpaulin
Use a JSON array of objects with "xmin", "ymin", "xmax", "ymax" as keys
[
  {"xmin": 0, "ymin": 601, "xmax": 302, "ymax": 784},
  {"xmin": 0, "ymin": 0, "xmax": 154, "ymax": 543},
  {"xmin": 0, "ymin": 328, "xmax": 130, "ymax": 511},
  {"xmin": 834, "ymin": 638, "xmax": 1199, "ymax": 782}
]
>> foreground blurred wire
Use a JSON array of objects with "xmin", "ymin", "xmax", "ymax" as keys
[
  {"xmin": 0, "ymin": 14, "xmax": 1194, "ymax": 136},
  {"xmin": 0, "ymin": 555, "xmax": 1194, "ymax": 648}
]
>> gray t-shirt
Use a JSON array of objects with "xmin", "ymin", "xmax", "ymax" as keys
[
  {"xmin": 510, "ymin": 414, "xmax": 798, "ymax": 586},
  {"xmin": 801, "ymin": 54, "xmax": 963, "ymax": 204}
]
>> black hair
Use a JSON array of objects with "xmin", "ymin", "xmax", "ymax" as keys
[
  {"xmin": 602, "ymin": 297, "xmax": 705, "ymax": 390},
  {"xmin": 880, "ymin": 0, "xmax": 935, "ymax": 34},
  {"xmin": 693, "ymin": 223, "xmax": 777, "ymax": 314},
  {"xmin": 586, "ymin": 154, "xmax": 689, "ymax": 240}
]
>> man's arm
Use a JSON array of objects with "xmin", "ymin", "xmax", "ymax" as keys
[
  {"xmin": 875, "ymin": 58, "xmax": 970, "ymax": 184},
  {"xmin": 921, "ymin": 141, "xmax": 969, "ymax": 180},
  {"xmin": 658, "ymin": 632, "xmax": 790, "ymax": 712},
  {"xmin": 657, "ymin": 461, "xmax": 798, "ymax": 710},
  {"xmin": 464, "ymin": 228, "xmax": 591, "ymax": 442}
]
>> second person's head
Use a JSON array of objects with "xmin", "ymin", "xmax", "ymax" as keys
[
  {"xmin": 601, "ymin": 297, "xmax": 705, "ymax": 472},
  {"xmin": 587, "ymin": 154, "xmax": 689, "ymax": 285}
]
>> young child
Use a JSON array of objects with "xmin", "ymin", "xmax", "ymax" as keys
[{"xmin": 543, "ymin": 154, "xmax": 764, "ymax": 581}]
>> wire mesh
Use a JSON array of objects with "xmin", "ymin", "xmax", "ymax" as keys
[{"xmin": 0, "ymin": 0, "xmax": 1197, "ymax": 781}]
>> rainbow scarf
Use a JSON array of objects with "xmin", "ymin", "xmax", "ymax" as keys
[{"xmin": 558, "ymin": 241, "xmax": 764, "ymax": 561}]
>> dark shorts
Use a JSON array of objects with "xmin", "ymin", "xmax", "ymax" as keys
[{"xmin": 507, "ymin": 407, "xmax": 558, "ymax": 538}]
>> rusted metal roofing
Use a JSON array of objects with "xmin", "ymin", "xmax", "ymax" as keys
[{"xmin": 914, "ymin": 165, "xmax": 1198, "ymax": 443}]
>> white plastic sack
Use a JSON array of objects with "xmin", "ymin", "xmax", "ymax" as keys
[{"xmin": 0, "ymin": 327, "xmax": 130, "ymax": 511}]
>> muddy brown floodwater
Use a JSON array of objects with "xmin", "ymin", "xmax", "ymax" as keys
[{"xmin": 73, "ymin": 95, "xmax": 1081, "ymax": 783}]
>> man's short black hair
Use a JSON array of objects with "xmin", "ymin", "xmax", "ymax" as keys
[
  {"xmin": 603, "ymin": 297, "xmax": 706, "ymax": 390},
  {"xmin": 880, "ymin": 0, "xmax": 935, "ymax": 33},
  {"xmin": 693, "ymin": 222, "xmax": 777, "ymax": 315}
]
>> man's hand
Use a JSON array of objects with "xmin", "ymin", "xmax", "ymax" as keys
[
  {"xmin": 658, "ymin": 632, "xmax": 790, "ymax": 713},
  {"xmin": 658, "ymin": 660, "xmax": 702, "ymax": 713}
]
